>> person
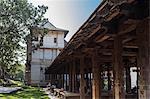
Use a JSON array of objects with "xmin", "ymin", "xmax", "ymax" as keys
[
  {"xmin": 60, "ymin": 88, "xmax": 64, "ymax": 92},
  {"xmin": 47, "ymin": 82, "xmax": 51, "ymax": 88},
  {"xmin": 50, "ymin": 84, "xmax": 56, "ymax": 94}
]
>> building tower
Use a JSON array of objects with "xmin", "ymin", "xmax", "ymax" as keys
[{"xmin": 25, "ymin": 21, "xmax": 68, "ymax": 85}]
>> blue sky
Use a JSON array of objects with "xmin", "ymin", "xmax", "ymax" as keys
[{"xmin": 28, "ymin": 0, "xmax": 101, "ymax": 41}]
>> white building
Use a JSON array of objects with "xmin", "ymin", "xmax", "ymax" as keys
[{"xmin": 25, "ymin": 21, "xmax": 68, "ymax": 85}]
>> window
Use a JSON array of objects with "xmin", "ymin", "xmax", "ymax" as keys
[{"xmin": 54, "ymin": 38, "xmax": 57, "ymax": 43}]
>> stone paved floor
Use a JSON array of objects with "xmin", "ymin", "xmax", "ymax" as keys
[{"xmin": 0, "ymin": 87, "xmax": 22, "ymax": 93}]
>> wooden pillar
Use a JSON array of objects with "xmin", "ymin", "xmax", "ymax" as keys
[
  {"xmin": 101, "ymin": 71, "xmax": 104, "ymax": 91},
  {"xmin": 52, "ymin": 74, "xmax": 54, "ymax": 84},
  {"xmin": 107, "ymin": 63, "xmax": 111, "ymax": 91},
  {"xmin": 75, "ymin": 66, "xmax": 78, "ymax": 92},
  {"xmin": 85, "ymin": 69, "xmax": 89, "ymax": 93},
  {"xmin": 89, "ymin": 72, "xmax": 92, "ymax": 91},
  {"xmin": 65, "ymin": 73, "xmax": 68, "ymax": 90},
  {"xmin": 89, "ymin": 72, "xmax": 91, "ymax": 84},
  {"xmin": 113, "ymin": 35, "xmax": 125, "ymax": 99},
  {"xmin": 126, "ymin": 65, "xmax": 131, "ymax": 93},
  {"xmin": 80, "ymin": 56, "xmax": 86, "ymax": 99},
  {"xmin": 62, "ymin": 74, "xmax": 64, "ymax": 88},
  {"xmin": 92, "ymin": 51, "xmax": 101, "ymax": 99},
  {"xmin": 69, "ymin": 63, "xmax": 72, "ymax": 92},
  {"xmin": 72, "ymin": 60, "xmax": 76, "ymax": 92},
  {"xmin": 137, "ymin": 18, "xmax": 150, "ymax": 99},
  {"xmin": 59, "ymin": 74, "xmax": 62, "ymax": 88},
  {"xmin": 62, "ymin": 66, "xmax": 65, "ymax": 89},
  {"xmin": 66, "ymin": 65, "xmax": 68, "ymax": 91},
  {"xmin": 49, "ymin": 74, "xmax": 51, "ymax": 83}
]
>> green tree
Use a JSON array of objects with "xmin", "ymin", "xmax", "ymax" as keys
[{"xmin": 0, "ymin": 0, "xmax": 48, "ymax": 77}]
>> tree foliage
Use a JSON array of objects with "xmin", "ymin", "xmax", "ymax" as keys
[{"xmin": 0, "ymin": 0, "xmax": 48, "ymax": 76}]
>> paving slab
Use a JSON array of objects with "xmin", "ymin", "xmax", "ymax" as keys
[{"xmin": 0, "ymin": 87, "xmax": 22, "ymax": 94}]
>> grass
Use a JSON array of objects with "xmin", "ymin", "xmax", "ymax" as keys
[
  {"xmin": 0, "ymin": 79, "xmax": 23, "ymax": 87},
  {"xmin": 9, "ymin": 79, "xmax": 23, "ymax": 86},
  {"xmin": 0, "ymin": 86, "xmax": 49, "ymax": 99},
  {"xmin": 0, "ymin": 79, "xmax": 6, "ymax": 85}
]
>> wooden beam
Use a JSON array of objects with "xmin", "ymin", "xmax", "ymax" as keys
[
  {"xmin": 98, "ymin": 40, "xmax": 113, "ymax": 48},
  {"xmin": 85, "ymin": 25, "xmax": 101, "ymax": 41},
  {"xmin": 113, "ymin": 35, "xmax": 125, "ymax": 99},
  {"xmin": 105, "ymin": 7, "xmax": 120, "ymax": 22},
  {"xmin": 122, "ymin": 36, "xmax": 136, "ymax": 44},
  {"xmin": 118, "ymin": 19, "xmax": 137, "ymax": 35},
  {"xmin": 127, "ymin": 0, "xmax": 135, "ymax": 3},
  {"xmin": 83, "ymin": 48, "xmax": 95, "ymax": 53},
  {"xmin": 102, "ymin": 51, "xmax": 137, "ymax": 57},
  {"xmin": 83, "ymin": 47, "xmax": 112, "ymax": 54},
  {"xmin": 96, "ymin": 35, "xmax": 110, "ymax": 42},
  {"xmin": 94, "ymin": 27, "xmax": 109, "ymax": 42},
  {"xmin": 123, "ymin": 45, "xmax": 138, "ymax": 49}
]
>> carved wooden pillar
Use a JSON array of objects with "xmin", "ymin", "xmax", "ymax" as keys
[
  {"xmin": 92, "ymin": 50, "xmax": 101, "ymax": 99},
  {"xmin": 80, "ymin": 56, "xmax": 86, "ymax": 99},
  {"xmin": 65, "ymin": 73, "xmax": 68, "ymax": 90},
  {"xmin": 61, "ymin": 74, "xmax": 64, "ymax": 88},
  {"xmin": 69, "ymin": 62, "xmax": 72, "ymax": 92},
  {"xmin": 62, "ymin": 65, "xmax": 65, "ymax": 89},
  {"xmin": 75, "ymin": 63, "xmax": 78, "ymax": 92},
  {"xmin": 66, "ymin": 65, "xmax": 69, "ymax": 91},
  {"xmin": 101, "ymin": 70, "xmax": 105, "ymax": 91},
  {"xmin": 113, "ymin": 35, "xmax": 125, "ymax": 99},
  {"xmin": 64, "ymin": 65, "xmax": 67, "ymax": 90},
  {"xmin": 51, "ymin": 74, "xmax": 54, "ymax": 84},
  {"xmin": 125, "ymin": 62, "xmax": 131, "ymax": 93},
  {"xmin": 107, "ymin": 63, "xmax": 111, "ymax": 91},
  {"xmin": 137, "ymin": 18, "xmax": 150, "ymax": 99},
  {"xmin": 72, "ymin": 60, "xmax": 76, "ymax": 92}
]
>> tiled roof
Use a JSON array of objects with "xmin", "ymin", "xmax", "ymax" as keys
[{"xmin": 39, "ymin": 21, "xmax": 69, "ymax": 37}]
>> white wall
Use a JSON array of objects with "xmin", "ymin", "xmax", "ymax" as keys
[
  {"xmin": 31, "ymin": 64, "xmax": 46, "ymax": 83},
  {"xmin": 32, "ymin": 49, "xmax": 44, "ymax": 60},
  {"xmin": 32, "ymin": 49, "xmax": 60, "ymax": 62},
  {"xmin": 42, "ymin": 31, "xmax": 64, "ymax": 48},
  {"xmin": 57, "ymin": 32, "xmax": 65, "ymax": 48},
  {"xmin": 31, "ymin": 64, "xmax": 41, "ymax": 83}
]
